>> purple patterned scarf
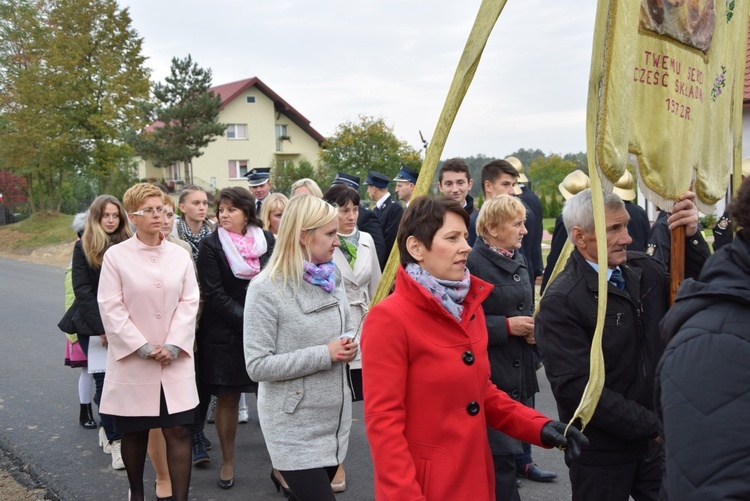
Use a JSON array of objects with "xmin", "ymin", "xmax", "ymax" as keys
[
  {"xmin": 303, "ymin": 260, "xmax": 336, "ymax": 293},
  {"xmin": 405, "ymin": 263, "xmax": 470, "ymax": 321}
]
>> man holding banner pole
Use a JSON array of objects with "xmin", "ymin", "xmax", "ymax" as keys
[{"xmin": 535, "ymin": 188, "xmax": 706, "ymax": 501}]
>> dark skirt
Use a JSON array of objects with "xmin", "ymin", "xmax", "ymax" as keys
[
  {"xmin": 202, "ymin": 383, "xmax": 258, "ymax": 397},
  {"xmin": 113, "ymin": 387, "xmax": 195, "ymax": 434}
]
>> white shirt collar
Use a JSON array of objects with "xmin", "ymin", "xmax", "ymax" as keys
[{"xmin": 376, "ymin": 192, "xmax": 391, "ymax": 209}]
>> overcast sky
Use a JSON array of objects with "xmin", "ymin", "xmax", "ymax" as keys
[{"xmin": 122, "ymin": 0, "xmax": 598, "ymax": 159}]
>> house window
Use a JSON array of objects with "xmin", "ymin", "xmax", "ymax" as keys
[
  {"xmin": 275, "ymin": 124, "xmax": 288, "ymax": 152},
  {"xmin": 226, "ymin": 124, "xmax": 247, "ymax": 140},
  {"xmin": 168, "ymin": 163, "xmax": 180, "ymax": 181},
  {"xmin": 246, "ymin": 96, "xmax": 256, "ymax": 104},
  {"xmin": 228, "ymin": 160, "xmax": 248, "ymax": 179}
]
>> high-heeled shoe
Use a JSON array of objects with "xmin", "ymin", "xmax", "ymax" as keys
[
  {"xmin": 270, "ymin": 469, "xmax": 291, "ymax": 496},
  {"xmin": 218, "ymin": 464, "xmax": 234, "ymax": 489}
]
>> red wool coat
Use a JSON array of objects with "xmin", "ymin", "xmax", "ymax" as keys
[{"xmin": 362, "ymin": 266, "xmax": 551, "ymax": 501}]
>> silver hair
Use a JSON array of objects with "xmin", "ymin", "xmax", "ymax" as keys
[{"xmin": 563, "ymin": 188, "xmax": 625, "ymax": 239}]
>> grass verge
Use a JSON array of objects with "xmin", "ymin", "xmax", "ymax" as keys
[{"xmin": 0, "ymin": 213, "xmax": 74, "ymax": 252}]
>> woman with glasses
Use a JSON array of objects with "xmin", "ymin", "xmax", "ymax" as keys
[
  {"xmin": 195, "ymin": 187, "xmax": 275, "ymax": 489},
  {"xmin": 98, "ymin": 183, "xmax": 200, "ymax": 501},
  {"xmin": 322, "ymin": 184, "xmax": 381, "ymax": 492},
  {"xmin": 244, "ymin": 194, "xmax": 358, "ymax": 501},
  {"xmin": 71, "ymin": 195, "xmax": 132, "ymax": 471}
]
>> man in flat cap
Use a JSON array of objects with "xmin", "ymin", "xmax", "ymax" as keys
[
  {"xmin": 393, "ymin": 165, "xmax": 419, "ymax": 207},
  {"xmin": 246, "ymin": 167, "xmax": 272, "ymax": 213},
  {"xmin": 365, "ymin": 170, "xmax": 403, "ymax": 256},
  {"xmin": 332, "ymin": 172, "xmax": 386, "ymax": 270}
]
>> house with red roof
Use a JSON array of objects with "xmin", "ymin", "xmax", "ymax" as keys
[{"xmin": 135, "ymin": 77, "xmax": 325, "ymax": 191}]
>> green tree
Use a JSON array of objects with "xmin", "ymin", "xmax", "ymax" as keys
[
  {"xmin": 563, "ymin": 151, "xmax": 588, "ymax": 174},
  {"xmin": 506, "ymin": 148, "xmax": 546, "ymax": 170},
  {"xmin": 527, "ymin": 154, "xmax": 577, "ymax": 200},
  {"xmin": 318, "ymin": 115, "xmax": 422, "ymax": 193},
  {"xmin": 272, "ymin": 159, "xmax": 318, "ymax": 195},
  {"xmin": 127, "ymin": 55, "xmax": 225, "ymax": 184},
  {"xmin": 0, "ymin": 0, "xmax": 150, "ymax": 213}
]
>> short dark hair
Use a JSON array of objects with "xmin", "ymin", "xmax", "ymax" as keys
[
  {"xmin": 215, "ymin": 187, "xmax": 263, "ymax": 232},
  {"xmin": 438, "ymin": 158, "xmax": 471, "ymax": 183},
  {"xmin": 730, "ymin": 175, "xmax": 750, "ymax": 236},
  {"xmin": 480, "ymin": 159, "xmax": 518, "ymax": 195},
  {"xmin": 397, "ymin": 195, "xmax": 470, "ymax": 266},
  {"xmin": 323, "ymin": 184, "xmax": 360, "ymax": 207}
]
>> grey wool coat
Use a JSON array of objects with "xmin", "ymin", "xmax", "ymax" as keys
[{"xmin": 244, "ymin": 269, "xmax": 353, "ymax": 471}]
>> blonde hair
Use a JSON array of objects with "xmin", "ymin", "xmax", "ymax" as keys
[
  {"xmin": 290, "ymin": 178, "xmax": 323, "ymax": 198},
  {"xmin": 82, "ymin": 195, "xmax": 133, "ymax": 268},
  {"xmin": 258, "ymin": 194, "xmax": 337, "ymax": 291},
  {"xmin": 260, "ymin": 193, "xmax": 289, "ymax": 233},
  {"xmin": 122, "ymin": 183, "xmax": 166, "ymax": 213},
  {"xmin": 475, "ymin": 194, "xmax": 526, "ymax": 240}
]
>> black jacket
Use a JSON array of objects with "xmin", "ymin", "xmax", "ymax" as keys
[
  {"xmin": 357, "ymin": 208, "xmax": 387, "ymax": 270},
  {"xmin": 372, "ymin": 194, "xmax": 403, "ymax": 258},
  {"xmin": 537, "ymin": 250, "xmax": 672, "ymax": 463},
  {"xmin": 519, "ymin": 187, "xmax": 544, "ymax": 279},
  {"xmin": 540, "ymin": 214, "xmax": 566, "ymax": 295},
  {"xmin": 624, "ymin": 201, "xmax": 650, "ymax": 252},
  {"xmin": 466, "ymin": 238, "xmax": 539, "ymax": 456},
  {"xmin": 70, "ymin": 239, "xmax": 105, "ymax": 336},
  {"xmin": 656, "ymin": 232, "xmax": 750, "ymax": 500},
  {"xmin": 196, "ymin": 229, "xmax": 274, "ymax": 387},
  {"xmin": 646, "ymin": 211, "xmax": 710, "ymax": 279}
]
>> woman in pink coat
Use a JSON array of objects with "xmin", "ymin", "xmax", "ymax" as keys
[
  {"xmin": 361, "ymin": 196, "xmax": 588, "ymax": 500},
  {"xmin": 98, "ymin": 183, "xmax": 200, "ymax": 501}
]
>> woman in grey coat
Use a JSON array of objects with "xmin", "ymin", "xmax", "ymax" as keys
[
  {"xmin": 466, "ymin": 195, "xmax": 550, "ymax": 500},
  {"xmin": 244, "ymin": 195, "xmax": 358, "ymax": 501}
]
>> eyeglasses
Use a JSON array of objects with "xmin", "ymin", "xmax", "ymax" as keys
[{"xmin": 131, "ymin": 206, "xmax": 165, "ymax": 217}]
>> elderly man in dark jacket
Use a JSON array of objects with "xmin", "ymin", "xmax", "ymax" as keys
[
  {"xmin": 536, "ymin": 188, "xmax": 706, "ymax": 501},
  {"xmin": 657, "ymin": 177, "xmax": 750, "ymax": 501}
]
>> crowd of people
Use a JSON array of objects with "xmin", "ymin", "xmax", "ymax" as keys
[{"xmin": 56, "ymin": 157, "xmax": 749, "ymax": 500}]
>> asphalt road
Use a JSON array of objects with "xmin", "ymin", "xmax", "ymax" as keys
[{"xmin": 0, "ymin": 257, "xmax": 573, "ymax": 500}]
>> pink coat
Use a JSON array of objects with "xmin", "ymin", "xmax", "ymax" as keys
[{"xmin": 98, "ymin": 235, "xmax": 199, "ymax": 417}]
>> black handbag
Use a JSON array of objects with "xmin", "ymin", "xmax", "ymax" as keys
[{"xmin": 57, "ymin": 300, "xmax": 78, "ymax": 334}]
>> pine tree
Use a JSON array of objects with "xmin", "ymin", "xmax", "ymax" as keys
[{"xmin": 127, "ymin": 55, "xmax": 225, "ymax": 184}]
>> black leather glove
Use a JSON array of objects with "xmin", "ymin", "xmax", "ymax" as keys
[{"xmin": 540, "ymin": 421, "xmax": 589, "ymax": 462}]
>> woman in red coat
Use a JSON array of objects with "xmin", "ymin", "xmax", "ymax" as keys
[{"xmin": 361, "ymin": 196, "xmax": 587, "ymax": 500}]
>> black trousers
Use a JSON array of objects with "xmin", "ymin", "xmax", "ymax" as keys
[
  {"xmin": 569, "ymin": 442, "xmax": 663, "ymax": 501},
  {"xmin": 493, "ymin": 454, "xmax": 521, "ymax": 501},
  {"xmin": 279, "ymin": 465, "xmax": 338, "ymax": 501}
]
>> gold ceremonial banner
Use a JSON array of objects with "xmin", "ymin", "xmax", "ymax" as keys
[
  {"xmin": 567, "ymin": 0, "xmax": 750, "ymax": 433},
  {"xmin": 372, "ymin": 0, "xmax": 508, "ymax": 305},
  {"xmin": 591, "ymin": 0, "xmax": 750, "ymax": 213}
]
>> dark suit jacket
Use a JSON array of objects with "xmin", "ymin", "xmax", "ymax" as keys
[
  {"xmin": 624, "ymin": 201, "xmax": 649, "ymax": 252},
  {"xmin": 358, "ymin": 208, "xmax": 387, "ymax": 270},
  {"xmin": 372, "ymin": 194, "xmax": 403, "ymax": 260},
  {"xmin": 519, "ymin": 187, "xmax": 544, "ymax": 280}
]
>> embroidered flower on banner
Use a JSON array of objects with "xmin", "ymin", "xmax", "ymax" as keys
[{"xmin": 711, "ymin": 65, "xmax": 727, "ymax": 102}]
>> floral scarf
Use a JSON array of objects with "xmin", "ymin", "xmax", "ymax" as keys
[
  {"xmin": 178, "ymin": 218, "xmax": 213, "ymax": 261},
  {"xmin": 217, "ymin": 226, "xmax": 267, "ymax": 280},
  {"xmin": 405, "ymin": 262, "xmax": 470, "ymax": 322},
  {"xmin": 338, "ymin": 228, "xmax": 360, "ymax": 269},
  {"xmin": 303, "ymin": 260, "xmax": 336, "ymax": 293},
  {"xmin": 483, "ymin": 238, "xmax": 514, "ymax": 259}
]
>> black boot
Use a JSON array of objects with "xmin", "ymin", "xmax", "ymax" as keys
[{"xmin": 79, "ymin": 403, "xmax": 97, "ymax": 429}]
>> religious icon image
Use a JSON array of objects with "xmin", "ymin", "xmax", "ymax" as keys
[{"xmin": 640, "ymin": 0, "xmax": 716, "ymax": 52}]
